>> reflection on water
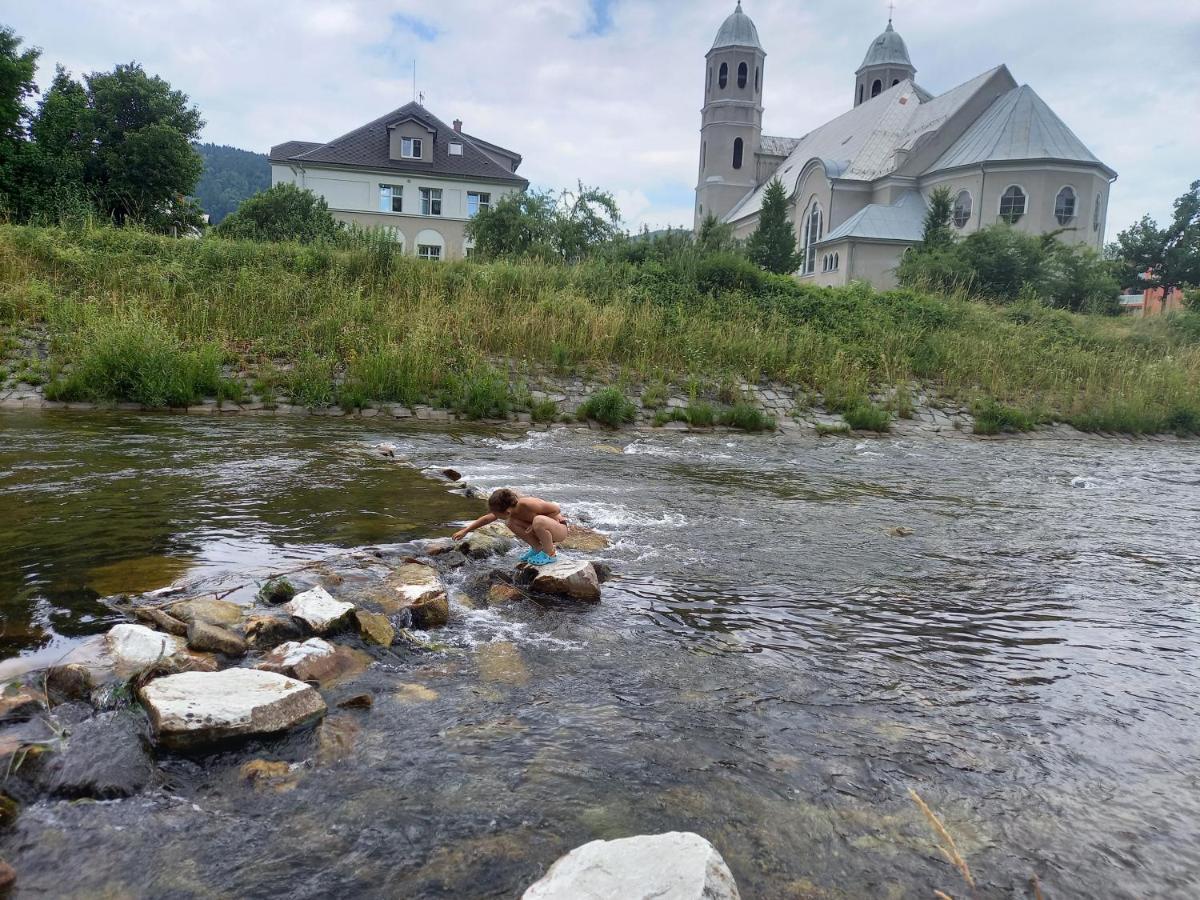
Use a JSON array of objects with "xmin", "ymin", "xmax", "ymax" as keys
[{"xmin": 2, "ymin": 410, "xmax": 1200, "ymax": 898}]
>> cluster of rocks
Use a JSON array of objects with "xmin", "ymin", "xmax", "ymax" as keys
[{"xmin": 0, "ymin": 501, "xmax": 612, "ymax": 892}]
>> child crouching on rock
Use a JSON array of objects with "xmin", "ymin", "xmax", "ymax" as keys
[{"xmin": 453, "ymin": 488, "xmax": 567, "ymax": 566}]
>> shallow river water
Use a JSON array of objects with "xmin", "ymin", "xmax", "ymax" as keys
[{"xmin": 2, "ymin": 410, "xmax": 1199, "ymax": 898}]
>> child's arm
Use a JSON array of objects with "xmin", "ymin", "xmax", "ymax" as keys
[{"xmin": 453, "ymin": 512, "xmax": 496, "ymax": 541}]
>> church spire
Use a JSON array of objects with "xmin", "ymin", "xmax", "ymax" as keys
[{"xmin": 853, "ymin": 15, "xmax": 916, "ymax": 107}]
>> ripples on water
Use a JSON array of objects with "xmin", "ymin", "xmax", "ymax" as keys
[{"xmin": 2, "ymin": 410, "xmax": 1199, "ymax": 898}]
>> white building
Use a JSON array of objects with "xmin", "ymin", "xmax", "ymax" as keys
[{"xmin": 695, "ymin": 4, "xmax": 1117, "ymax": 288}]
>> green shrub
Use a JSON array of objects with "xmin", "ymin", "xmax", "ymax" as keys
[
  {"xmin": 287, "ymin": 353, "xmax": 336, "ymax": 407},
  {"xmin": 815, "ymin": 422, "xmax": 851, "ymax": 436},
  {"xmin": 719, "ymin": 402, "xmax": 776, "ymax": 432},
  {"xmin": 887, "ymin": 384, "xmax": 916, "ymax": 419},
  {"xmin": 971, "ymin": 398, "xmax": 1036, "ymax": 435},
  {"xmin": 447, "ymin": 366, "xmax": 511, "ymax": 419},
  {"xmin": 338, "ymin": 379, "xmax": 369, "ymax": 412},
  {"xmin": 531, "ymin": 398, "xmax": 559, "ymax": 423},
  {"xmin": 578, "ymin": 386, "xmax": 637, "ymax": 427},
  {"xmin": 685, "ymin": 401, "xmax": 716, "ymax": 427},
  {"xmin": 641, "ymin": 380, "xmax": 669, "ymax": 409},
  {"xmin": 217, "ymin": 377, "xmax": 245, "ymax": 404},
  {"xmin": 653, "ymin": 408, "xmax": 687, "ymax": 427},
  {"xmin": 844, "ymin": 402, "xmax": 891, "ymax": 432}
]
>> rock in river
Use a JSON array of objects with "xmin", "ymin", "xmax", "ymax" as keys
[
  {"xmin": 526, "ymin": 560, "xmax": 601, "ymax": 602},
  {"xmin": 522, "ymin": 832, "xmax": 740, "ymax": 900},
  {"xmin": 460, "ymin": 522, "xmax": 516, "ymax": 558},
  {"xmin": 384, "ymin": 563, "xmax": 450, "ymax": 629},
  {"xmin": 139, "ymin": 668, "xmax": 326, "ymax": 750},
  {"xmin": 284, "ymin": 586, "xmax": 355, "ymax": 635},
  {"xmin": 167, "ymin": 597, "xmax": 243, "ymax": 628},
  {"xmin": 45, "ymin": 710, "xmax": 155, "ymax": 800},
  {"xmin": 187, "ymin": 621, "xmax": 247, "ymax": 657},
  {"xmin": 258, "ymin": 638, "xmax": 371, "ymax": 687},
  {"xmin": 244, "ymin": 614, "xmax": 304, "ymax": 651},
  {"xmin": 105, "ymin": 623, "xmax": 188, "ymax": 669},
  {"xmin": 45, "ymin": 664, "xmax": 94, "ymax": 705},
  {"xmin": 354, "ymin": 610, "xmax": 395, "ymax": 647}
]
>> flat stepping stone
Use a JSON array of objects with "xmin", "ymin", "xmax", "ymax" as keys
[{"xmin": 283, "ymin": 586, "xmax": 355, "ymax": 635}]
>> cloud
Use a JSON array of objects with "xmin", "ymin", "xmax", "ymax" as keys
[{"xmin": 6, "ymin": 0, "xmax": 1199, "ymax": 234}]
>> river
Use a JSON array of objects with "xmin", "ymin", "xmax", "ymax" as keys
[{"xmin": 1, "ymin": 409, "xmax": 1198, "ymax": 898}]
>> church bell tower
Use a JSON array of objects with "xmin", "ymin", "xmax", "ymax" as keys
[{"xmin": 695, "ymin": 2, "xmax": 765, "ymax": 229}]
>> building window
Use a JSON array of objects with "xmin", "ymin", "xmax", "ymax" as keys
[
  {"xmin": 999, "ymin": 185, "xmax": 1026, "ymax": 223},
  {"xmin": 732, "ymin": 138, "xmax": 743, "ymax": 169},
  {"xmin": 1093, "ymin": 193, "xmax": 1103, "ymax": 232},
  {"xmin": 952, "ymin": 190, "xmax": 972, "ymax": 228},
  {"xmin": 718, "ymin": 62, "xmax": 728, "ymax": 89},
  {"xmin": 449, "ymin": 142, "xmax": 463, "ymax": 156},
  {"xmin": 701, "ymin": 141, "xmax": 706, "ymax": 169},
  {"xmin": 755, "ymin": 67, "xmax": 761, "ymax": 93},
  {"xmin": 737, "ymin": 62, "xmax": 748, "ymax": 89},
  {"xmin": 420, "ymin": 187, "xmax": 442, "ymax": 216},
  {"xmin": 1054, "ymin": 186, "xmax": 1077, "ymax": 226},
  {"xmin": 467, "ymin": 191, "xmax": 491, "ymax": 217},
  {"xmin": 707, "ymin": 67, "xmax": 712, "ymax": 91},
  {"xmin": 379, "ymin": 184, "xmax": 403, "ymax": 213},
  {"xmin": 833, "ymin": 252, "xmax": 839, "ymax": 270},
  {"xmin": 892, "ymin": 79, "xmax": 900, "ymax": 87},
  {"xmin": 417, "ymin": 244, "xmax": 441, "ymax": 261},
  {"xmin": 858, "ymin": 84, "xmax": 864, "ymax": 104},
  {"xmin": 401, "ymin": 137, "xmax": 423, "ymax": 158},
  {"xmin": 871, "ymin": 79, "xmax": 882, "ymax": 98},
  {"xmin": 803, "ymin": 201, "xmax": 822, "ymax": 275}
]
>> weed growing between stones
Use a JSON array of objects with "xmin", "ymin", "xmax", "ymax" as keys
[
  {"xmin": 531, "ymin": 399, "xmax": 559, "ymax": 423},
  {"xmin": 844, "ymin": 402, "xmax": 892, "ymax": 433},
  {"xmin": 577, "ymin": 387, "xmax": 637, "ymax": 428},
  {"xmin": 971, "ymin": 398, "xmax": 1037, "ymax": 435},
  {"xmin": 719, "ymin": 403, "xmax": 775, "ymax": 432}
]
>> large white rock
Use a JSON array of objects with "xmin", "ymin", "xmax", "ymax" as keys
[
  {"xmin": 283, "ymin": 586, "xmax": 355, "ymax": 634},
  {"xmin": 387, "ymin": 563, "xmax": 445, "ymax": 604},
  {"xmin": 522, "ymin": 832, "xmax": 739, "ymax": 900},
  {"xmin": 138, "ymin": 668, "xmax": 326, "ymax": 750},
  {"xmin": 105, "ymin": 623, "xmax": 187, "ymax": 668},
  {"xmin": 530, "ymin": 559, "xmax": 601, "ymax": 602}
]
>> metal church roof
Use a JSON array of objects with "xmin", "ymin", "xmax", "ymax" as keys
[
  {"xmin": 858, "ymin": 22, "xmax": 913, "ymax": 73},
  {"xmin": 711, "ymin": 2, "xmax": 762, "ymax": 51},
  {"xmin": 928, "ymin": 85, "xmax": 1115, "ymax": 176},
  {"xmin": 820, "ymin": 191, "xmax": 927, "ymax": 244}
]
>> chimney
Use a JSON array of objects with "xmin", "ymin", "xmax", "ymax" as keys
[{"xmin": 453, "ymin": 119, "xmax": 462, "ymax": 133}]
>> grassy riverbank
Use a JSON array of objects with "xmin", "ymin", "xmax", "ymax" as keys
[{"xmin": 1, "ymin": 224, "xmax": 1198, "ymax": 433}]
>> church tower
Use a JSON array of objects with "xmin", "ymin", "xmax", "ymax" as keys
[
  {"xmin": 695, "ymin": 2, "xmax": 765, "ymax": 229},
  {"xmin": 853, "ymin": 18, "xmax": 916, "ymax": 107}
]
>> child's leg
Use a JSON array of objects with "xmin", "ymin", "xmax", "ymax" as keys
[
  {"xmin": 531, "ymin": 515, "xmax": 568, "ymax": 556},
  {"xmin": 508, "ymin": 519, "xmax": 540, "ymax": 549}
]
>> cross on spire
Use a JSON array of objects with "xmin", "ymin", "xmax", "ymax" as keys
[{"xmin": 888, "ymin": 0, "xmax": 895, "ymax": 24}]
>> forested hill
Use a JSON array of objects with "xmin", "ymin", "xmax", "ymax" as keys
[{"xmin": 192, "ymin": 143, "xmax": 270, "ymax": 223}]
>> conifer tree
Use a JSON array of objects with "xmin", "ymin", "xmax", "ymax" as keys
[{"xmin": 747, "ymin": 178, "xmax": 801, "ymax": 274}]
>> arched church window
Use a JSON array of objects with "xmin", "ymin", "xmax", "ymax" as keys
[
  {"xmin": 858, "ymin": 84, "xmax": 864, "ymax": 105},
  {"xmin": 1093, "ymin": 193, "xmax": 1103, "ymax": 231},
  {"xmin": 834, "ymin": 252, "xmax": 839, "ymax": 270},
  {"xmin": 732, "ymin": 138, "xmax": 743, "ymax": 169},
  {"xmin": 1054, "ymin": 186, "xmax": 1077, "ymax": 225},
  {"xmin": 871, "ymin": 79, "xmax": 882, "ymax": 98},
  {"xmin": 952, "ymin": 191, "xmax": 972, "ymax": 228},
  {"xmin": 999, "ymin": 186, "xmax": 1026, "ymax": 224},
  {"xmin": 892, "ymin": 79, "xmax": 900, "ymax": 87},
  {"xmin": 719, "ymin": 63, "xmax": 728, "ymax": 89},
  {"xmin": 707, "ymin": 67, "xmax": 712, "ymax": 91},
  {"xmin": 803, "ymin": 201, "xmax": 822, "ymax": 275},
  {"xmin": 755, "ymin": 67, "xmax": 761, "ymax": 93},
  {"xmin": 737, "ymin": 62, "xmax": 748, "ymax": 89},
  {"xmin": 701, "ymin": 142, "xmax": 706, "ymax": 169}
]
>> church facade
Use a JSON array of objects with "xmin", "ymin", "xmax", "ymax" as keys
[{"xmin": 695, "ymin": 3, "xmax": 1117, "ymax": 289}]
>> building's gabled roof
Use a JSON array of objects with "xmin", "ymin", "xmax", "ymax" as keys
[
  {"xmin": 759, "ymin": 134, "xmax": 801, "ymax": 157},
  {"xmin": 269, "ymin": 140, "xmax": 322, "ymax": 160},
  {"xmin": 711, "ymin": 1, "xmax": 762, "ymax": 51},
  {"xmin": 858, "ymin": 21, "xmax": 913, "ymax": 73},
  {"xmin": 928, "ymin": 84, "xmax": 1114, "ymax": 177},
  {"xmin": 820, "ymin": 190, "xmax": 927, "ymax": 244},
  {"xmin": 270, "ymin": 102, "xmax": 528, "ymax": 186},
  {"xmin": 724, "ymin": 67, "xmax": 1012, "ymax": 223}
]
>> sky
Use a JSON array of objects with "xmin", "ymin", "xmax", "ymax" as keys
[{"xmin": 6, "ymin": 0, "xmax": 1200, "ymax": 237}]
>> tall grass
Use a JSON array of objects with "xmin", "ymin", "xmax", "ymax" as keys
[{"xmin": 1, "ymin": 224, "xmax": 1198, "ymax": 434}]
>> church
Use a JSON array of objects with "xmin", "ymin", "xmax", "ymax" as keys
[{"xmin": 695, "ymin": 3, "xmax": 1117, "ymax": 288}]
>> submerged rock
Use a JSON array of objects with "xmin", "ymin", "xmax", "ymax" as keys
[
  {"xmin": 167, "ymin": 597, "xmax": 243, "ymax": 628},
  {"xmin": 477, "ymin": 641, "xmax": 530, "ymax": 686},
  {"xmin": 240, "ymin": 758, "xmax": 300, "ymax": 793},
  {"xmin": 139, "ymin": 668, "xmax": 326, "ymax": 750},
  {"xmin": 487, "ymin": 584, "xmax": 524, "ymax": 606},
  {"xmin": 354, "ymin": 610, "xmax": 395, "ymax": 647},
  {"xmin": 315, "ymin": 715, "xmax": 360, "ymax": 766},
  {"xmin": 0, "ymin": 859, "xmax": 14, "ymax": 893},
  {"xmin": 130, "ymin": 606, "xmax": 189, "ymax": 636},
  {"xmin": 0, "ymin": 684, "xmax": 45, "ymax": 723},
  {"xmin": 522, "ymin": 832, "xmax": 740, "ymax": 900},
  {"xmin": 557, "ymin": 524, "xmax": 611, "ymax": 552},
  {"xmin": 46, "ymin": 710, "xmax": 155, "ymax": 800},
  {"xmin": 460, "ymin": 522, "xmax": 516, "ymax": 559},
  {"xmin": 45, "ymin": 664, "xmax": 94, "ymax": 706},
  {"xmin": 258, "ymin": 577, "xmax": 297, "ymax": 605},
  {"xmin": 526, "ymin": 560, "xmax": 602, "ymax": 602},
  {"xmin": 284, "ymin": 586, "xmax": 355, "ymax": 635},
  {"xmin": 244, "ymin": 614, "xmax": 304, "ymax": 651},
  {"xmin": 105, "ymin": 623, "xmax": 187, "ymax": 669},
  {"xmin": 258, "ymin": 638, "xmax": 371, "ymax": 687},
  {"xmin": 186, "ymin": 621, "xmax": 247, "ymax": 657}
]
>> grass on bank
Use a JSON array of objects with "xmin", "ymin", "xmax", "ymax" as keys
[{"xmin": 1, "ymin": 224, "xmax": 1199, "ymax": 435}]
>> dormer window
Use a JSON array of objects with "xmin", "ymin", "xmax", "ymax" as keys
[
  {"xmin": 401, "ymin": 137, "xmax": 423, "ymax": 159},
  {"xmin": 449, "ymin": 142, "xmax": 463, "ymax": 156}
]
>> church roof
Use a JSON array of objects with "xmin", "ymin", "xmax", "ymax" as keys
[
  {"xmin": 760, "ymin": 134, "xmax": 801, "ymax": 156},
  {"xmin": 857, "ymin": 21, "xmax": 913, "ymax": 74},
  {"xmin": 270, "ymin": 102, "xmax": 528, "ymax": 185},
  {"xmin": 820, "ymin": 191, "xmax": 927, "ymax": 244},
  {"xmin": 724, "ymin": 68, "xmax": 1010, "ymax": 223},
  {"xmin": 711, "ymin": 2, "xmax": 762, "ymax": 51},
  {"xmin": 928, "ymin": 84, "xmax": 1115, "ymax": 176}
]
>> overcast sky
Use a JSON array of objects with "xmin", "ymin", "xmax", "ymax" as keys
[{"xmin": 7, "ymin": 0, "xmax": 1199, "ymax": 237}]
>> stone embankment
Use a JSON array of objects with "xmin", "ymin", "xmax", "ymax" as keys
[{"xmin": 0, "ymin": 459, "xmax": 616, "ymax": 892}]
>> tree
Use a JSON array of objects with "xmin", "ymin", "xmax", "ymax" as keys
[
  {"xmin": 920, "ymin": 187, "xmax": 955, "ymax": 250},
  {"xmin": 746, "ymin": 179, "xmax": 801, "ymax": 274},
  {"xmin": 0, "ymin": 26, "xmax": 37, "ymax": 142},
  {"xmin": 192, "ymin": 143, "xmax": 270, "ymax": 224},
  {"xmin": 216, "ymin": 183, "xmax": 340, "ymax": 243},
  {"xmin": 554, "ymin": 182, "xmax": 622, "ymax": 262},
  {"xmin": 1113, "ymin": 181, "xmax": 1200, "ymax": 302},
  {"xmin": 465, "ymin": 190, "xmax": 557, "ymax": 259},
  {"xmin": 697, "ymin": 213, "xmax": 737, "ymax": 254}
]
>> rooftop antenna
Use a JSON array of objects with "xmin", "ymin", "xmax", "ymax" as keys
[{"xmin": 412, "ymin": 60, "xmax": 416, "ymax": 101}]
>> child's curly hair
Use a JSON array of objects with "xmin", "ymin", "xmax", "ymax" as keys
[{"xmin": 487, "ymin": 488, "xmax": 519, "ymax": 514}]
